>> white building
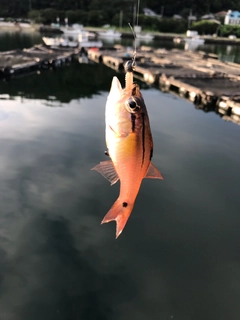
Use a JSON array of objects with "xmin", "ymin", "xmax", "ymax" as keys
[
  {"xmin": 224, "ymin": 10, "xmax": 240, "ymax": 25},
  {"xmin": 201, "ymin": 14, "xmax": 215, "ymax": 20},
  {"xmin": 173, "ymin": 15, "xmax": 182, "ymax": 20},
  {"xmin": 143, "ymin": 8, "xmax": 159, "ymax": 17}
]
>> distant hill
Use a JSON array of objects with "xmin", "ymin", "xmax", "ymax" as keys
[{"xmin": 0, "ymin": 0, "xmax": 238, "ymax": 18}]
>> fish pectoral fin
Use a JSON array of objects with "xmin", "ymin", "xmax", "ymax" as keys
[
  {"xmin": 145, "ymin": 162, "xmax": 164, "ymax": 180},
  {"xmin": 91, "ymin": 160, "xmax": 119, "ymax": 185},
  {"xmin": 108, "ymin": 125, "xmax": 129, "ymax": 138}
]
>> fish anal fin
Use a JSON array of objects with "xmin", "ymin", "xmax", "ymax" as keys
[
  {"xmin": 101, "ymin": 199, "xmax": 133, "ymax": 238},
  {"xmin": 91, "ymin": 160, "xmax": 119, "ymax": 185},
  {"xmin": 145, "ymin": 162, "xmax": 164, "ymax": 180}
]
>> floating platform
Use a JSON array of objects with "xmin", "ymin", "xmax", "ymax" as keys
[
  {"xmin": 0, "ymin": 45, "xmax": 80, "ymax": 78},
  {"xmin": 1, "ymin": 43, "xmax": 240, "ymax": 126},
  {"xmin": 87, "ymin": 46, "xmax": 240, "ymax": 125}
]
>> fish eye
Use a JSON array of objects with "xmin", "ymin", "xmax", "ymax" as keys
[
  {"xmin": 126, "ymin": 98, "xmax": 140, "ymax": 112},
  {"xmin": 129, "ymin": 100, "xmax": 136, "ymax": 109}
]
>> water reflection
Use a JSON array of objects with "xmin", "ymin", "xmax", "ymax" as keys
[
  {"xmin": 149, "ymin": 40, "xmax": 240, "ymax": 64},
  {"xmin": 0, "ymin": 30, "xmax": 42, "ymax": 51},
  {"xmin": 0, "ymin": 215, "xmax": 132, "ymax": 320},
  {"xmin": 0, "ymin": 41, "xmax": 240, "ymax": 320},
  {"xmin": 199, "ymin": 43, "xmax": 240, "ymax": 64},
  {"xmin": 0, "ymin": 84, "xmax": 240, "ymax": 320},
  {"xmin": 164, "ymin": 86, "xmax": 240, "ymax": 126},
  {"xmin": 2, "ymin": 30, "xmax": 240, "ymax": 64},
  {"xmin": 0, "ymin": 62, "xmax": 124, "ymax": 102},
  {"xmin": 1, "ymin": 55, "xmax": 239, "ymax": 126},
  {"xmin": 0, "ymin": 87, "xmax": 138, "ymax": 319}
]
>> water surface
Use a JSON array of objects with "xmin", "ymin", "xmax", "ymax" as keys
[
  {"xmin": 0, "ymin": 30, "xmax": 42, "ymax": 51},
  {"xmin": 1, "ymin": 29, "xmax": 240, "ymax": 63}
]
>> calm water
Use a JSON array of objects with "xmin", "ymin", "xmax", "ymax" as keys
[
  {"xmin": 0, "ymin": 32, "xmax": 240, "ymax": 320},
  {"xmin": 1, "ymin": 29, "xmax": 240, "ymax": 63},
  {"xmin": 0, "ymin": 30, "xmax": 42, "ymax": 51},
  {"xmin": 101, "ymin": 37, "xmax": 240, "ymax": 64}
]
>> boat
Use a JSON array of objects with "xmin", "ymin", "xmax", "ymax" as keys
[
  {"xmin": 135, "ymin": 33, "xmax": 154, "ymax": 41},
  {"xmin": 42, "ymin": 37, "xmax": 78, "ymax": 48},
  {"xmin": 60, "ymin": 24, "xmax": 84, "ymax": 35},
  {"xmin": 98, "ymin": 29, "xmax": 122, "ymax": 39},
  {"xmin": 78, "ymin": 31, "xmax": 102, "ymax": 48},
  {"xmin": 60, "ymin": 24, "xmax": 97, "ymax": 40},
  {"xmin": 184, "ymin": 36, "xmax": 205, "ymax": 45},
  {"xmin": 42, "ymin": 30, "xmax": 102, "ymax": 49},
  {"xmin": 183, "ymin": 30, "xmax": 205, "ymax": 47},
  {"xmin": 173, "ymin": 37, "xmax": 184, "ymax": 44},
  {"xmin": 184, "ymin": 42, "xmax": 202, "ymax": 51}
]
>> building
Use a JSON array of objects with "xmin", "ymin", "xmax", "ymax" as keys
[
  {"xmin": 173, "ymin": 15, "xmax": 182, "ymax": 20},
  {"xmin": 224, "ymin": 10, "xmax": 240, "ymax": 25},
  {"xmin": 215, "ymin": 11, "xmax": 227, "ymax": 18},
  {"xmin": 201, "ymin": 14, "xmax": 215, "ymax": 20},
  {"xmin": 143, "ymin": 8, "xmax": 159, "ymax": 17}
]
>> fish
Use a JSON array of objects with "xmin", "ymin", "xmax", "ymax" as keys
[{"xmin": 92, "ymin": 60, "xmax": 163, "ymax": 238}]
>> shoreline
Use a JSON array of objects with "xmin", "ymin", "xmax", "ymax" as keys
[
  {"xmin": 0, "ymin": 22, "xmax": 38, "ymax": 32},
  {"xmin": 1, "ymin": 23, "xmax": 240, "ymax": 46}
]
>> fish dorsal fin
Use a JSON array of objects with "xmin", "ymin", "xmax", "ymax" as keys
[
  {"xmin": 108, "ymin": 76, "xmax": 122, "ymax": 100},
  {"xmin": 91, "ymin": 160, "xmax": 119, "ymax": 185},
  {"xmin": 145, "ymin": 162, "xmax": 164, "ymax": 180}
]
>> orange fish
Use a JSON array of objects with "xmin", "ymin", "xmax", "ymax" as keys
[{"xmin": 92, "ymin": 61, "xmax": 163, "ymax": 238}]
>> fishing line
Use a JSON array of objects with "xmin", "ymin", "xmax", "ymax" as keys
[
  {"xmin": 128, "ymin": 22, "xmax": 136, "ymax": 69},
  {"xmin": 126, "ymin": 0, "xmax": 140, "ymax": 71},
  {"xmin": 136, "ymin": 0, "xmax": 140, "ymax": 27}
]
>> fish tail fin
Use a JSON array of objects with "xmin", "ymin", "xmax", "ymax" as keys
[{"xmin": 101, "ymin": 199, "xmax": 133, "ymax": 239}]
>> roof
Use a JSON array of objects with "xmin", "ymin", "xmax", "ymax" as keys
[
  {"xmin": 173, "ymin": 15, "xmax": 182, "ymax": 19},
  {"xmin": 201, "ymin": 14, "xmax": 215, "ymax": 19},
  {"xmin": 226, "ymin": 10, "xmax": 240, "ymax": 18},
  {"xmin": 215, "ymin": 11, "xmax": 228, "ymax": 16},
  {"xmin": 143, "ymin": 8, "xmax": 158, "ymax": 16}
]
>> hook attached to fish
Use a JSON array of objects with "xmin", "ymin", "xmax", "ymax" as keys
[{"xmin": 92, "ymin": 26, "xmax": 163, "ymax": 238}]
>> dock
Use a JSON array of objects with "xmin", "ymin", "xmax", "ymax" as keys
[
  {"xmin": 0, "ymin": 43, "xmax": 240, "ymax": 126},
  {"xmin": 87, "ymin": 46, "xmax": 240, "ymax": 125},
  {"xmin": 0, "ymin": 45, "xmax": 80, "ymax": 78}
]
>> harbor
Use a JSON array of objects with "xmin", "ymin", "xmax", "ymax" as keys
[
  {"xmin": 88, "ymin": 46, "xmax": 240, "ymax": 124},
  {"xmin": 0, "ymin": 10, "xmax": 240, "ymax": 320},
  {"xmin": 2, "ymin": 40, "xmax": 238, "ymax": 124},
  {"xmin": 0, "ymin": 45, "xmax": 77, "ymax": 78},
  {"xmin": 1, "ymin": 41, "xmax": 240, "ymax": 125},
  {"xmin": 1, "ymin": 13, "xmax": 240, "ymax": 127}
]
